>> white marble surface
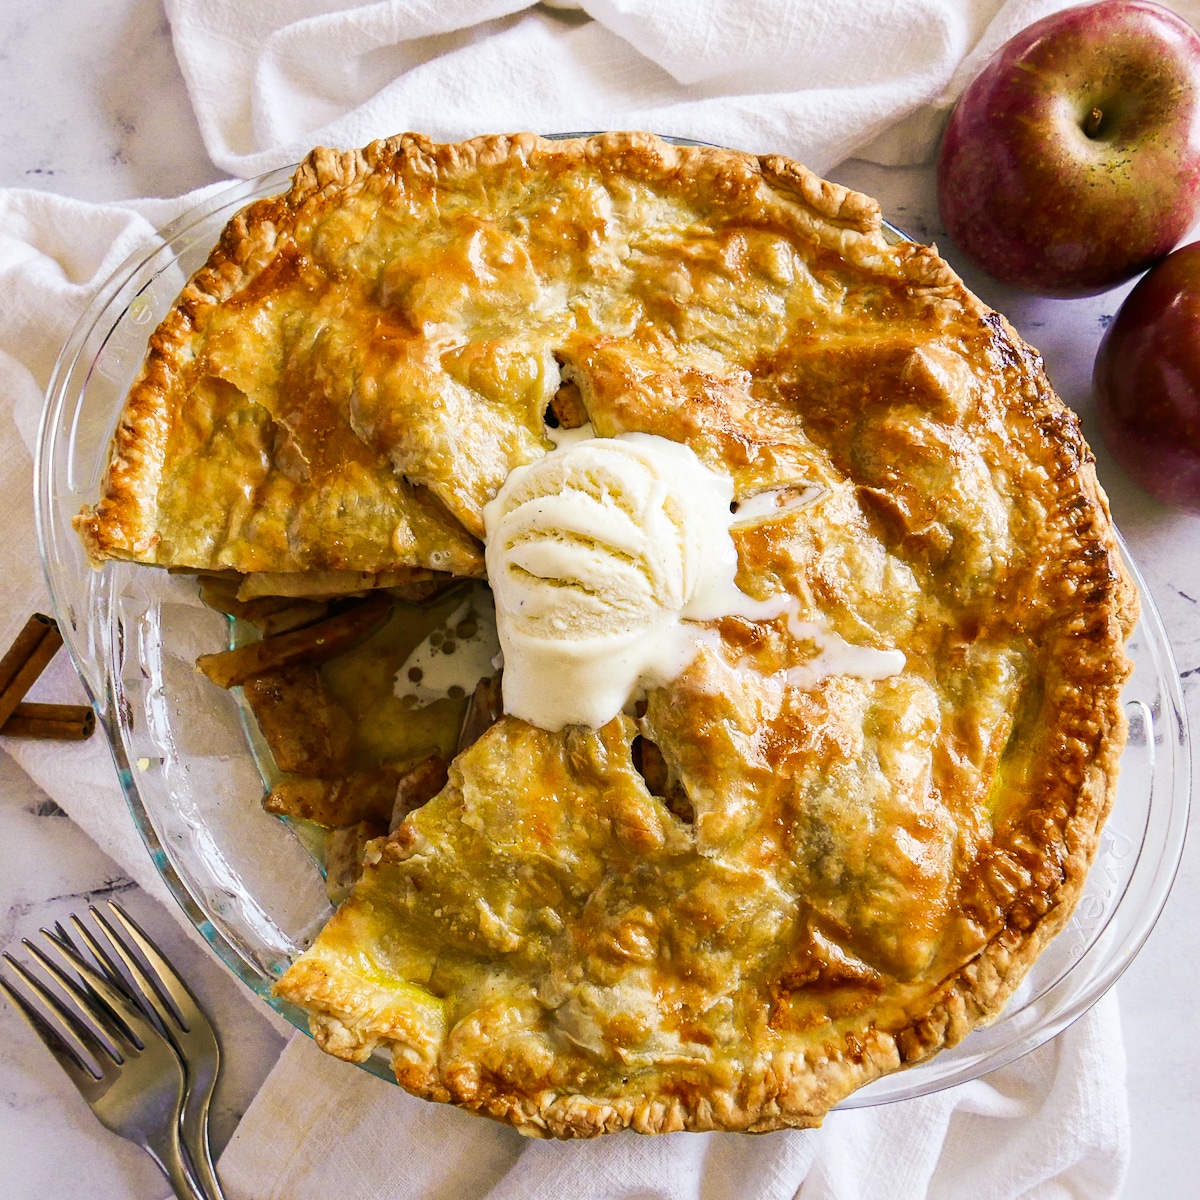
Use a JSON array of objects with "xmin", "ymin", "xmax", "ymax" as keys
[{"xmin": 0, "ymin": 2, "xmax": 1196, "ymax": 1197}]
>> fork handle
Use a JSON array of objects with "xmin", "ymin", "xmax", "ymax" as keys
[
  {"xmin": 189, "ymin": 1137, "xmax": 227, "ymax": 1200},
  {"xmin": 145, "ymin": 1124, "xmax": 209, "ymax": 1200}
]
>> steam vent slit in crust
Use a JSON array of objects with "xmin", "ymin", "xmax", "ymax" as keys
[{"xmin": 76, "ymin": 132, "xmax": 1137, "ymax": 1137}]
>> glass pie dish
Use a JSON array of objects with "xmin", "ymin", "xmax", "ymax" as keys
[{"xmin": 36, "ymin": 164, "xmax": 1192, "ymax": 1105}]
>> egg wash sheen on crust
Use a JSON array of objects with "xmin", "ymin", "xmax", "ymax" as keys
[{"xmin": 483, "ymin": 430, "xmax": 906, "ymax": 731}]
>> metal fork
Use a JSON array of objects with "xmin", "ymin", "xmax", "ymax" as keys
[
  {"xmin": 0, "ymin": 932, "xmax": 205, "ymax": 1199},
  {"xmin": 45, "ymin": 904, "xmax": 227, "ymax": 1200}
]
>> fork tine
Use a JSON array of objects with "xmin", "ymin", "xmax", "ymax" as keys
[
  {"xmin": 20, "ymin": 939, "xmax": 142, "ymax": 1057},
  {"xmin": 104, "ymin": 903, "xmax": 198, "ymax": 1033},
  {"xmin": 30, "ymin": 935, "xmax": 155, "ymax": 1055},
  {"xmin": 1, "ymin": 955, "xmax": 108, "ymax": 1076},
  {"xmin": 44, "ymin": 919, "xmax": 137, "ymax": 1019},
  {"xmin": 84, "ymin": 907, "xmax": 182, "ymax": 1037},
  {"xmin": 64, "ymin": 914, "xmax": 130, "ymax": 995},
  {"xmin": 0, "ymin": 971, "xmax": 108, "ymax": 1102}
]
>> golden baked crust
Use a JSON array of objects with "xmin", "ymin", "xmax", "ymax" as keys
[{"xmin": 78, "ymin": 132, "xmax": 1137, "ymax": 1136}]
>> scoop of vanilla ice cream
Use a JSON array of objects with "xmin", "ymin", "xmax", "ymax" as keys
[{"xmin": 483, "ymin": 433, "xmax": 738, "ymax": 731}]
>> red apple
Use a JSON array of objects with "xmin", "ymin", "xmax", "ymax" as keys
[
  {"xmin": 1093, "ymin": 241, "xmax": 1200, "ymax": 512},
  {"xmin": 937, "ymin": 1, "xmax": 1200, "ymax": 297}
]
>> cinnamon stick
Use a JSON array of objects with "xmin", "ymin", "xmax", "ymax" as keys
[
  {"xmin": 1, "ymin": 702, "xmax": 95, "ymax": 741},
  {"xmin": 0, "ymin": 614, "xmax": 63, "ymax": 729}
]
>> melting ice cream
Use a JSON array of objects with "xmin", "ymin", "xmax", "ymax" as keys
[
  {"xmin": 483, "ymin": 432, "xmax": 905, "ymax": 732},
  {"xmin": 483, "ymin": 433, "xmax": 738, "ymax": 730}
]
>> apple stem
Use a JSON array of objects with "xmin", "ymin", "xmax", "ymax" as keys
[{"xmin": 1084, "ymin": 107, "xmax": 1104, "ymax": 138}]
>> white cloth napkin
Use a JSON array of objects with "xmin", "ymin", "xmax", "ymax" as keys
[
  {"xmin": 0, "ymin": 186, "xmax": 222, "ymax": 909},
  {"xmin": 214, "ymin": 996, "xmax": 1128, "ymax": 1200},
  {"xmin": 161, "ymin": 0, "xmax": 1200, "ymax": 179},
  {"xmin": 0, "ymin": 0, "xmax": 1166, "ymax": 1195}
]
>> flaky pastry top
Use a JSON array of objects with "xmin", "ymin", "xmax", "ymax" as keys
[{"xmin": 77, "ymin": 132, "xmax": 1137, "ymax": 1137}]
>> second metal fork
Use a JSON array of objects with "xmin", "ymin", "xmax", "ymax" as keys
[
  {"xmin": 46, "ymin": 903, "xmax": 227, "ymax": 1200},
  {"xmin": 1, "ymin": 930, "xmax": 205, "ymax": 1199}
]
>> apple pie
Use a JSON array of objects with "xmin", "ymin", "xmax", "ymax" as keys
[{"xmin": 76, "ymin": 132, "xmax": 1137, "ymax": 1137}]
